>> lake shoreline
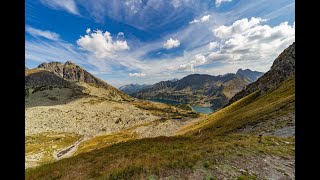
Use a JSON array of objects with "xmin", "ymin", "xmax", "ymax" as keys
[{"xmin": 146, "ymin": 98, "xmax": 214, "ymax": 114}]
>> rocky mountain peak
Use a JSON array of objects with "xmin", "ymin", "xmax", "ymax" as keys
[
  {"xmin": 228, "ymin": 42, "xmax": 295, "ymax": 105},
  {"xmin": 236, "ymin": 68, "xmax": 264, "ymax": 82},
  {"xmin": 65, "ymin": 61, "xmax": 76, "ymax": 66}
]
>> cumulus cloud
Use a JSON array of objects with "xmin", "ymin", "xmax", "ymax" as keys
[
  {"xmin": 26, "ymin": 26, "xmax": 60, "ymax": 41},
  {"xmin": 213, "ymin": 17, "xmax": 267, "ymax": 39},
  {"xmin": 207, "ymin": 17, "xmax": 295, "ymax": 63},
  {"xmin": 208, "ymin": 41, "xmax": 220, "ymax": 50},
  {"xmin": 178, "ymin": 64, "xmax": 194, "ymax": 72},
  {"xmin": 40, "ymin": 0, "xmax": 79, "ymax": 15},
  {"xmin": 191, "ymin": 54, "xmax": 207, "ymax": 65},
  {"xmin": 129, "ymin": 72, "xmax": 146, "ymax": 77},
  {"xmin": 215, "ymin": 0, "xmax": 232, "ymax": 7},
  {"xmin": 163, "ymin": 38, "xmax": 180, "ymax": 49},
  {"xmin": 189, "ymin": 15, "xmax": 211, "ymax": 24},
  {"xmin": 177, "ymin": 54, "xmax": 207, "ymax": 72},
  {"xmin": 77, "ymin": 29, "xmax": 129, "ymax": 59}
]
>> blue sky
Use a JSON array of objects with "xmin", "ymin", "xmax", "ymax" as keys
[{"xmin": 25, "ymin": 0, "xmax": 295, "ymax": 87}]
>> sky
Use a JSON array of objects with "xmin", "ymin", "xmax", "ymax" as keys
[{"xmin": 25, "ymin": 0, "xmax": 295, "ymax": 87}]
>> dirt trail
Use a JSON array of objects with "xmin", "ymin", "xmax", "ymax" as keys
[{"xmin": 53, "ymin": 136, "xmax": 88, "ymax": 160}]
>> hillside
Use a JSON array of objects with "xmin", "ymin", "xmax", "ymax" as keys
[
  {"xmin": 228, "ymin": 42, "xmax": 295, "ymax": 104},
  {"xmin": 25, "ymin": 61, "xmax": 199, "ymax": 169},
  {"xmin": 25, "ymin": 77, "xmax": 295, "ymax": 180},
  {"xmin": 26, "ymin": 44, "xmax": 295, "ymax": 179},
  {"xmin": 37, "ymin": 61, "xmax": 131, "ymax": 101},
  {"xmin": 133, "ymin": 69, "xmax": 263, "ymax": 110}
]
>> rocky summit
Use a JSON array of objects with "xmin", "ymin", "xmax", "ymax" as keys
[
  {"xmin": 228, "ymin": 42, "xmax": 295, "ymax": 105},
  {"xmin": 36, "ymin": 61, "xmax": 131, "ymax": 101}
]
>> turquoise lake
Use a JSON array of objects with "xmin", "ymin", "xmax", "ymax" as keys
[
  {"xmin": 191, "ymin": 106, "xmax": 214, "ymax": 114},
  {"xmin": 148, "ymin": 99, "xmax": 214, "ymax": 114}
]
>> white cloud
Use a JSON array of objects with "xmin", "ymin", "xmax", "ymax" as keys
[
  {"xmin": 26, "ymin": 26, "xmax": 60, "ymax": 41},
  {"xmin": 207, "ymin": 17, "xmax": 295, "ymax": 64},
  {"xmin": 129, "ymin": 72, "xmax": 146, "ymax": 77},
  {"xmin": 215, "ymin": 0, "xmax": 232, "ymax": 7},
  {"xmin": 163, "ymin": 38, "xmax": 180, "ymax": 49},
  {"xmin": 86, "ymin": 28, "xmax": 91, "ymax": 34},
  {"xmin": 77, "ymin": 29, "xmax": 129, "ymax": 59},
  {"xmin": 40, "ymin": 0, "xmax": 79, "ymax": 15},
  {"xmin": 190, "ymin": 15, "xmax": 211, "ymax": 24},
  {"xmin": 177, "ymin": 54, "xmax": 206, "ymax": 72},
  {"xmin": 201, "ymin": 15, "xmax": 211, "ymax": 22},
  {"xmin": 191, "ymin": 54, "xmax": 207, "ymax": 66},
  {"xmin": 208, "ymin": 41, "xmax": 219, "ymax": 50},
  {"xmin": 213, "ymin": 17, "xmax": 266, "ymax": 39},
  {"xmin": 178, "ymin": 64, "xmax": 194, "ymax": 72}
]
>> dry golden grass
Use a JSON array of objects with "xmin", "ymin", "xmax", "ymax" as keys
[
  {"xmin": 75, "ymin": 131, "xmax": 139, "ymax": 155},
  {"xmin": 177, "ymin": 77, "xmax": 295, "ymax": 136},
  {"xmin": 25, "ymin": 77, "xmax": 295, "ymax": 179},
  {"xmin": 25, "ymin": 132, "xmax": 82, "ymax": 167},
  {"xmin": 25, "ymin": 68, "xmax": 47, "ymax": 76}
]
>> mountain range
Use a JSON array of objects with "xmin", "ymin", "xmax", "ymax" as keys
[
  {"xmin": 119, "ymin": 84, "xmax": 152, "ymax": 95},
  {"xmin": 26, "ymin": 42, "xmax": 295, "ymax": 180},
  {"xmin": 130, "ymin": 69, "xmax": 263, "ymax": 110}
]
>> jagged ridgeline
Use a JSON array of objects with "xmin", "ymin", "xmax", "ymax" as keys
[
  {"xmin": 228, "ymin": 42, "xmax": 295, "ymax": 105},
  {"xmin": 25, "ymin": 61, "xmax": 131, "ymax": 104},
  {"xmin": 131, "ymin": 69, "xmax": 263, "ymax": 111}
]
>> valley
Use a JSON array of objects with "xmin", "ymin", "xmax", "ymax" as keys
[
  {"xmin": 127, "ymin": 69, "xmax": 263, "ymax": 111},
  {"xmin": 25, "ymin": 42, "xmax": 295, "ymax": 179}
]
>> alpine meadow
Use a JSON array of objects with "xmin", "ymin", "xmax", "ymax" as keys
[{"xmin": 25, "ymin": 0, "xmax": 295, "ymax": 179}]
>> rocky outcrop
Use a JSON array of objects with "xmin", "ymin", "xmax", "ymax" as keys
[
  {"xmin": 236, "ymin": 69, "xmax": 264, "ymax": 82},
  {"xmin": 26, "ymin": 61, "xmax": 131, "ymax": 101},
  {"xmin": 25, "ymin": 69, "xmax": 72, "ymax": 88},
  {"xmin": 228, "ymin": 42, "xmax": 295, "ymax": 105},
  {"xmin": 38, "ymin": 61, "xmax": 102, "ymax": 85},
  {"xmin": 37, "ymin": 61, "xmax": 131, "ymax": 100}
]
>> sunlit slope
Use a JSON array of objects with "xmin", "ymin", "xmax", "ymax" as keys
[
  {"xmin": 178, "ymin": 76, "xmax": 294, "ymax": 136},
  {"xmin": 26, "ymin": 77, "xmax": 295, "ymax": 180}
]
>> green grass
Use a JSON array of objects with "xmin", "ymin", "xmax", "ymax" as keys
[
  {"xmin": 26, "ymin": 77, "xmax": 295, "ymax": 179},
  {"xmin": 25, "ymin": 132, "xmax": 82, "ymax": 166},
  {"xmin": 26, "ymin": 133, "xmax": 294, "ymax": 179},
  {"xmin": 177, "ymin": 77, "xmax": 295, "ymax": 136},
  {"xmin": 74, "ymin": 131, "xmax": 139, "ymax": 155},
  {"xmin": 131, "ymin": 100, "xmax": 200, "ymax": 119}
]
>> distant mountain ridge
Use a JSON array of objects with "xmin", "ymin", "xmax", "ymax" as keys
[
  {"xmin": 228, "ymin": 42, "xmax": 295, "ymax": 105},
  {"xmin": 119, "ymin": 84, "xmax": 152, "ymax": 95},
  {"xmin": 236, "ymin": 69, "xmax": 264, "ymax": 82},
  {"xmin": 132, "ymin": 69, "xmax": 263, "ymax": 110}
]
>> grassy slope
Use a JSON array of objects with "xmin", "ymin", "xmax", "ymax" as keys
[
  {"xmin": 26, "ymin": 77, "xmax": 295, "ymax": 179},
  {"xmin": 25, "ymin": 132, "xmax": 82, "ymax": 166},
  {"xmin": 130, "ymin": 100, "xmax": 199, "ymax": 119},
  {"xmin": 178, "ymin": 76, "xmax": 295, "ymax": 136}
]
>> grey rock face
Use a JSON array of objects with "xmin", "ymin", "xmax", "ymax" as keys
[{"xmin": 228, "ymin": 42, "xmax": 295, "ymax": 105}]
